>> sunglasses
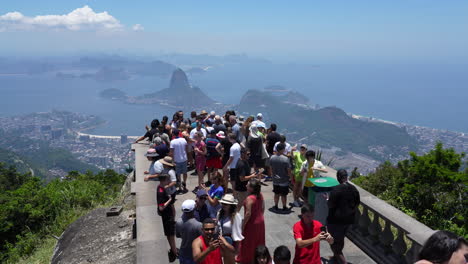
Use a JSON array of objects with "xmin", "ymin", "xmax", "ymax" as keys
[
  {"xmin": 199, "ymin": 196, "xmax": 207, "ymax": 200},
  {"xmin": 204, "ymin": 228, "xmax": 215, "ymax": 231}
]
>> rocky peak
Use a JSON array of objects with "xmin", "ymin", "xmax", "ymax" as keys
[{"xmin": 169, "ymin": 68, "xmax": 190, "ymax": 92}]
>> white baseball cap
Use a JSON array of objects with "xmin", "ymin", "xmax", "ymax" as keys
[
  {"xmin": 181, "ymin": 199, "xmax": 196, "ymax": 212},
  {"xmin": 257, "ymin": 113, "xmax": 263, "ymax": 118}
]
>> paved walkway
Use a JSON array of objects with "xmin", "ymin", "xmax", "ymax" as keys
[{"xmin": 132, "ymin": 142, "xmax": 374, "ymax": 263}]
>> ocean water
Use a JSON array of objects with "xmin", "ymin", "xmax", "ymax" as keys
[{"xmin": 1, "ymin": 63, "xmax": 467, "ymax": 136}]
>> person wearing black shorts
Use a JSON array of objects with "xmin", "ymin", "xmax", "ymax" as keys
[
  {"xmin": 157, "ymin": 174, "xmax": 177, "ymax": 262},
  {"xmin": 269, "ymin": 143, "xmax": 292, "ymax": 213}
]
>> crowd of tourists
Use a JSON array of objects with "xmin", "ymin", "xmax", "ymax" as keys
[{"xmin": 134, "ymin": 110, "xmax": 466, "ymax": 264}]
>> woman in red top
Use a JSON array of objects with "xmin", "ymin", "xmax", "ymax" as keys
[{"xmin": 236, "ymin": 179, "xmax": 266, "ymax": 264}]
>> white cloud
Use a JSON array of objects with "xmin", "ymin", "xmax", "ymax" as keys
[
  {"xmin": 0, "ymin": 5, "xmax": 127, "ymax": 32},
  {"xmin": 132, "ymin": 24, "xmax": 144, "ymax": 31}
]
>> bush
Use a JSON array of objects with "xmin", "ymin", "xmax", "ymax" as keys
[
  {"xmin": 0, "ymin": 165, "xmax": 126, "ymax": 263},
  {"xmin": 354, "ymin": 143, "xmax": 468, "ymax": 238}
]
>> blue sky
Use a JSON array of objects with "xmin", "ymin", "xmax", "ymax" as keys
[{"xmin": 1, "ymin": 1, "xmax": 467, "ymax": 62}]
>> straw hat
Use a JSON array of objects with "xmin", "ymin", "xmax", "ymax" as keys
[{"xmin": 160, "ymin": 156, "xmax": 174, "ymax": 167}]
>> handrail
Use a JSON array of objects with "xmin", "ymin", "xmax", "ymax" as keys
[{"xmin": 347, "ymin": 183, "xmax": 436, "ymax": 264}]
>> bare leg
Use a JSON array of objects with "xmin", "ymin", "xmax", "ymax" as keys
[
  {"xmin": 281, "ymin": 195, "xmax": 287, "ymax": 208},
  {"xmin": 167, "ymin": 235, "xmax": 177, "ymax": 255},
  {"xmin": 274, "ymin": 193, "xmax": 279, "ymax": 207},
  {"xmin": 331, "ymin": 240, "xmax": 347, "ymax": 264}
]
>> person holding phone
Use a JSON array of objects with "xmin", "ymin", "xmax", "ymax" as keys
[
  {"xmin": 293, "ymin": 204, "xmax": 334, "ymax": 264},
  {"xmin": 192, "ymin": 218, "xmax": 223, "ymax": 264},
  {"xmin": 235, "ymin": 148, "xmax": 263, "ymax": 210}
]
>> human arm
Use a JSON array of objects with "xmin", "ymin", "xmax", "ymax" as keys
[
  {"xmin": 144, "ymin": 173, "xmax": 160, "ymax": 181},
  {"xmin": 242, "ymin": 197, "xmax": 253, "ymax": 231},
  {"xmin": 215, "ymin": 143, "xmax": 223, "ymax": 155},
  {"xmin": 206, "ymin": 193, "xmax": 220, "ymax": 207},
  {"xmin": 295, "ymin": 232, "xmax": 331, "ymax": 248},
  {"xmin": 158, "ymin": 196, "xmax": 173, "ymax": 211},
  {"xmin": 134, "ymin": 135, "xmax": 146, "ymax": 143},
  {"xmin": 219, "ymin": 236, "xmax": 235, "ymax": 252}
]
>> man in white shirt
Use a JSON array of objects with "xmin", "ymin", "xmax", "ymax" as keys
[
  {"xmin": 251, "ymin": 113, "xmax": 266, "ymax": 129},
  {"xmin": 170, "ymin": 129, "xmax": 189, "ymax": 193},
  {"xmin": 223, "ymin": 133, "xmax": 241, "ymax": 194}
]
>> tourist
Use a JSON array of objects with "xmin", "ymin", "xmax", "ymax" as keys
[
  {"xmin": 152, "ymin": 137, "xmax": 169, "ymax": 160},
  {"xmin": 241, "ymin": 116, "xmax": 254, "ymax": 140},
  {"xmin": 170, "ymin": 128, "xmax": 189, "ymax": 193},
  {"xmin": 191, "ymin": 121, "xmax": 207, "ymax": 139},
  {"xmin": 266, "ymin": 123, "xmax": 281, "ymax": 157},
  {"xmin": 194, "ymin": 131, "xmax": 207, "ymax": 190},
  {"xmin": 205, "ymin": 130, "xmax": 223, "ymax": 180},
  {"xmin": 300, "ymin": 150, "xmax": 328, "ymax": 202},
  {"xmin": 157, "ymin": 124, "xmax": 171, "ymax": 146},
  {"xmin": 194, "ymin": 189, "xmax": 210, "ymax": 222},
  {"xmin": 217, "ymin": 194, "xmax": 244, "ymax": 264},
  {"xmin": 190, "ymin": 111, "xmax": 198, "ymax": 124},
  {"xmin": 273, "ymin": 135, "xmax": 292, "ymax": 157},
  {"xmin": 206, "ymin": 171, "xmax": 225, "ymax": 218},
  {"xmin": 213, "ymin": 115, "xmax": 227, "ymax": 133},
  {"xmin": 236, "ymin": 179, "xmax": 265, "ymax": 264},
  {"xmin": 159, "ymin": 156, "xmax": 177, "ymax": 215},
  {"xmin": 218, "ymin": 131, "xmax": 232, "ymax": 168},
  {"xmin": 223, "ymin": 133, "xmax": 241, "ymax": 193},
  {"xmin": 293, "ymin": 205, "xmax": 333, "ymax": 264},
  {"xmin": 251, "ymin": 113, "xmax": 266, "ymax": 130},
  {"xmin": 192, "ymin": 218, "xmax": 223, "ymax": 264},
  {"xmin": 135, "ymin": 119, "xmax": 160, "ymax": 143},
  {"xmin": 291, "ymin": 144, "xmax": 308, "ymax": 207},
  {"xmin": 270, "ymin": 143, "xmax": 292, "ymax": 213},
  {"xmin": 143, "ymin": 149, "xmax": 162, "ymax": 181},
  {"xmin": 156, "ymin": 174, "xmax": 178, "ymax": 262},
  {"xmin": 254, "ymin": 245, "xmax": 272, "ymax": 264},
  {"xmin": 176, "ymin": 200, "xmax": 202, "ymax": 264},
  {"xmin": 205, "ymin": 119, "xmax": 214, "ymax": 134},
  {"xmin": 207, "ymin": 111, "xmax": 216, "ymax": 126},
  {"xmin": 273, "ymin": 246, "xmax": 291, "ymax": 264},
  {"xmin": 327, "ymin": 169, "xmax": 360, "ymax": 264},
  {"xmin": 416, "ymin": 230, "xmax": 468, "ymax": 264},
  {"xmin": 230, "ymin": 115, "xmax": 243, "ymax": 144},
  {"xmin": 236, "ymin": 148, "xmax": 262, "ymax": 210},
  {"xmin": 246, "ymin": 125, "xmax": 265, "ymax": 172}
]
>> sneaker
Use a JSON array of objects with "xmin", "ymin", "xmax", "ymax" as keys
[{"xmin": 292, "ymin": 200, "xmax": 301, "ymax": 207}]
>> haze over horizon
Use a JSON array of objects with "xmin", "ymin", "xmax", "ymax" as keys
[{"xmin": 1, "ymin": 1, "xmax": 468, "ymax": 63}]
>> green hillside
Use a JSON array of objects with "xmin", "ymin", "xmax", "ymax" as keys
[{"xmin": 239, "ymin": 89, "xmax": 418, "ymax": 160}]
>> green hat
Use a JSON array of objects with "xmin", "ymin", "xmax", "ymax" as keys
[{"xmin": 308, "ymin": 177, "xmax": 339, "ymax": 188}]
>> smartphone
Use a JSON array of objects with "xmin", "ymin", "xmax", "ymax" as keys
[{"xmin": 320, "ymin": 226, "xmax": 328, "ymax": 233}]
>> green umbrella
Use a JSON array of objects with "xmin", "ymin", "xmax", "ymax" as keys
[{"xmin": 308, "ymin": 177, "xmax": 340, "ymax": 188}]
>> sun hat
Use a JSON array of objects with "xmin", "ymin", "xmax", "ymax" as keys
[
  {"xmin": 200, "ymin": 110, "xmax": 208, "ymax": 115},
  {"xmin": 144, "ymin": 149, "xmax": 159, "ymax": 157},
  {"xmin": 210, "ymin": 111, "xmax": 216, "ymax": 116},
  {"xmin": 181, "ymin": 199, "xmax": 196, "ymax": 212},
  {"xmin": 160, "ymin": 156, "xmax": 175, "ymax": 167},
  {"xmin": 220, "ymin": 194, "xmax": 238, "ymax": 205},
  {"xmin": 216, "ymin": 131, "xmax": 226, "ymax": 139},
  {"xmin": 196, "ymin": 189, "xmax": 208, "ymax": 197}
]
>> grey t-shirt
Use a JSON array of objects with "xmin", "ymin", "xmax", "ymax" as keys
[
  {"xmin": 270, "ymin": 154, "xmax": 291, "ymax": 186},
  {"xmin": 175, "ymin": 216, "xmax": 202, "ymax": 260}
]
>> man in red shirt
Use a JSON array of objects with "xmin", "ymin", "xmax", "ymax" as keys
[
  {"xmin": 293, "ymin": 204, "xmax": 334, "ymax": 264},
  {"xmin": 192, "ymin": 218, "xmax": 223, "ymax": 264}
]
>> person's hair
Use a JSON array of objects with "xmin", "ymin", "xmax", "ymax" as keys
[
  {"xmin": 273, "ymin": 245, "xmax": 291, "ymax": 262},
  {"xmin": 150, "ymin": 119, "xmax": 160, "ymax": 129},
  {"xmin": 305, "ymin": 150, "xmax": 316, "ymax": 159},
  {"xmin": 191, "ymin": 111, "xmax": 197, "ymax": 118},
  {"xmin": 337, "ymin": 169, "xmax": 348, "ymax": 183},
  {"xmin": 212, "ymin": 171, "xmax": 226, "ymax": 189},
  {"xmin": 280, "ymin": 135, "xmax": 286, "ymax": 143},
  {"xmin": 179, "ymin": 123, "xmax": 187, "ymax": 132},
  {"xmin": 202, "ymin": 218, "xmax": 216, "ymax": 227},
  {"xmin": 162, "ymin": 115, "xmax": 169, "ymax": 125},
  {"xmin": 254, "ymin": 245, "xmax": 272, "ymax": 264},
  {"xmin": 301, "ymin": 204, "xmax": 315, "ymax": 215},
  {"xmin": 158, "ymin": 174, "xmax": 169, "ymax": 182},
  {"xmin": 219, "ymin": 203, "xmax": 237, "ymax": 222},
  {"xmin": 172, "ymin": 113, "xmax": 179, "ymax": 122},
  {"xmin": 270, "ymin": 123, "xmax": 277, "ymax": 131},
  {"xmin": 248, "ymin": 179, "xmax": 262, "ymax": 197},
  {"xmin": 243, "ymin": 116, "xmax": 254, "ymax": 128},
  {"xmin": 196, "ymin": 131, "xmax": 204, "ymax": 138},
  {"xmin": 276, "ymin": 143, "xmax": 286, "ymax": 152},
  {"xmin": 229, "ymin": 115, "xmax": 236, "ymax": 124},
  {"xmin": 418, "ymin": 230, "xmax": 468, "ymax": 263},
  {"xmin": 228, "ymin": 133, "xmax": 237, "ymax": 141}
]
